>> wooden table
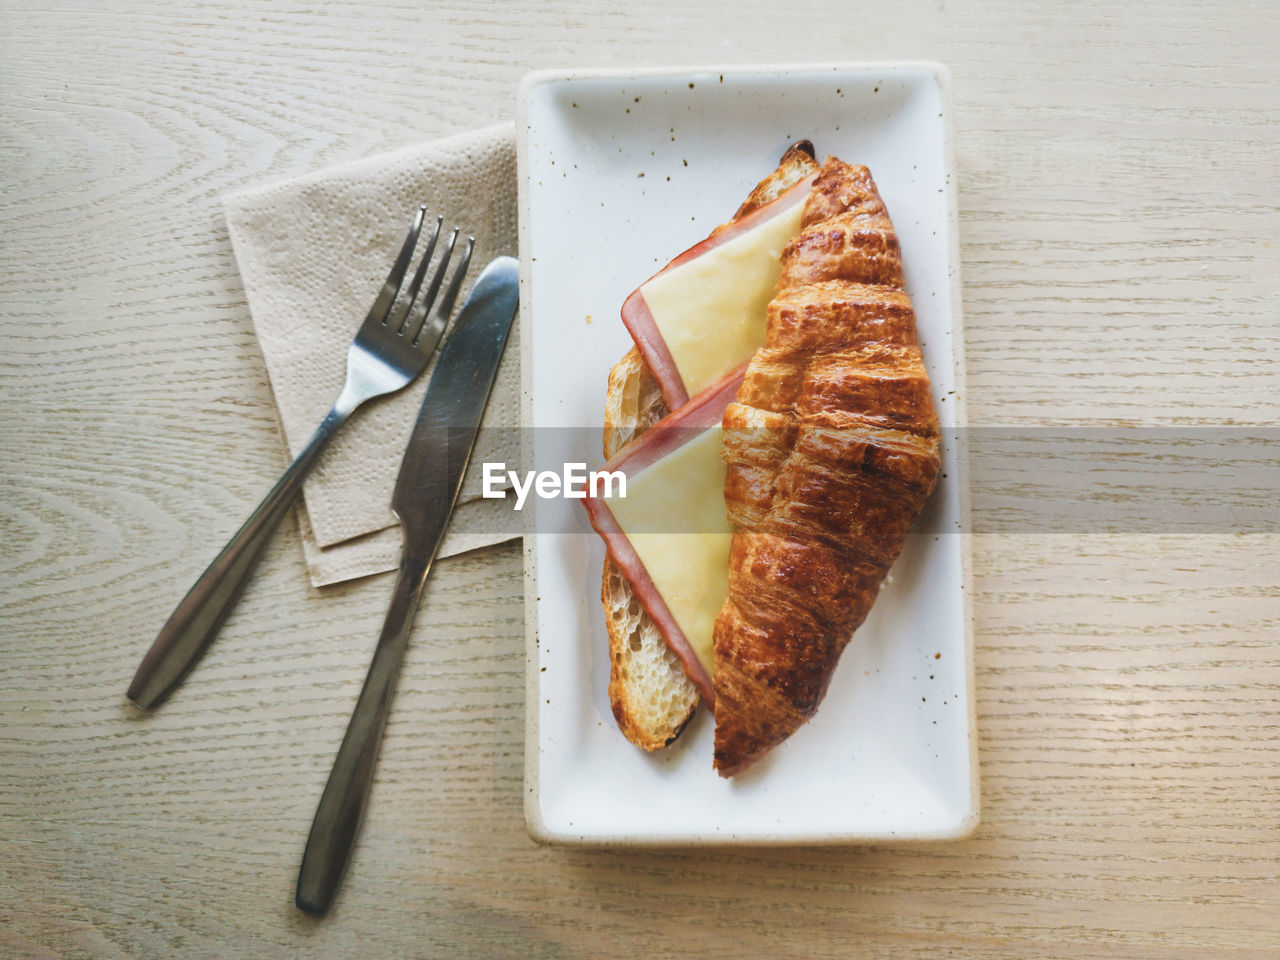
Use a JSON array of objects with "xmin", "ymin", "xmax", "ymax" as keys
[{"xmin": 3, "ymin": 2, "xmax": 1276, "ymax": 957}]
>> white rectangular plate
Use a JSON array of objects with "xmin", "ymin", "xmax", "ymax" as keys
[{"xmin": 517, "ymin": 63, "xmax": 977, "ymax": 844}]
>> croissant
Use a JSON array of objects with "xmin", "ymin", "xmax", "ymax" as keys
[
  {"xmin": 713, "ymin": 158, "xmax": 942, "ymax": 776},
  {"xmin": 599, "ymin": 142, "xmax": 821, "ymax": 751}
]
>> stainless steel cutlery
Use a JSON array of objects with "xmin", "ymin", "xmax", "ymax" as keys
[
  {"xmin": 128, "ymin": 205, "xmax": 520, "ymax": 915},
  {"xmin": 128, "ymin": 207, "xmax": 473, "ymax": 710}
]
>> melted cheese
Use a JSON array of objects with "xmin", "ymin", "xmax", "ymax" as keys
[
  {"xmin": 639, "ymin": 200, "xmax": 805, "ymax": 398},
  {"xmin": 604, "ymin": 428, "xmax": 732, "ymax": 677}
]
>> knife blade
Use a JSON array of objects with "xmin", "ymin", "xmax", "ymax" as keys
[{"xmin": 295, "ymin": 255, "xmax": 519, "ymax": 916}]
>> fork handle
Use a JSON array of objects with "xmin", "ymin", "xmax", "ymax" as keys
[
  {"xmin": 126, "ymin": 405, "xmax": 350, "ymax": 710},
  {"xmin": 295, "ymin": 550, "xmax": 430, "ymax": 916}
]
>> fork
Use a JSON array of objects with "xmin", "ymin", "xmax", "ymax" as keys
[{"xmin": 127, "ymin": 206, "xmax": 474, "ymax": 710}]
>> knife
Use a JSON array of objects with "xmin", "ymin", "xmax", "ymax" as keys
[{"xmin": 295, "ymin": 255, "xmax": 519, "ymax": 916}]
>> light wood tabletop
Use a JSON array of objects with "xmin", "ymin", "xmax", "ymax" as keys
[{"xmin": 2, "ymin": 2, "xmax": 1277, "ymax": 957}]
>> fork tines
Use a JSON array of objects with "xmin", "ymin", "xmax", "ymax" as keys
[{"xmin": 379, "ymin": 206, "xmax": 475, "ymax": 349}]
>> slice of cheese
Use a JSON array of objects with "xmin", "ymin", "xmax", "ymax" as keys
[
  {"xmin": 638, "ymin": 199, "xmax": 805, "ymax": 399},
  {"xmin": 603, "ymin": 426, "xmax": 732, "ymax": 678}
]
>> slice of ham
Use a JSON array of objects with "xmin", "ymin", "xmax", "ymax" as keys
[
  {"xmin": 619, "ymin": 174, "xmax": 817, "ymax": 410},
  {"xmin": 582, "ymin": 367, "xmax": 746, "ymax": 708}
]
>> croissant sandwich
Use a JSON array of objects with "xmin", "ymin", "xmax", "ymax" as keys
[
  {"xmin": 598, "ymin": 142, "xmax": 820, "ymax": 750},
  {"xmin": 585, "ymin": 145, "xmax": 940, "ymax": 776}
]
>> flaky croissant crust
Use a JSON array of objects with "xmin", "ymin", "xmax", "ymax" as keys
[{"xmin": 713, "ymin": 158, "xmax": 942, "ymax": 776}]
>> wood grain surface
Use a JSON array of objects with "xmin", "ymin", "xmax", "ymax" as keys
[{"xmin": 2, "ymin": 1, "xmax": 1277, "ymax": 957}]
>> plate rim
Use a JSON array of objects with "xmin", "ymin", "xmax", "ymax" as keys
[{"xmin": 516, "ymin": 61, "xmax": 977, "ymax": 847}]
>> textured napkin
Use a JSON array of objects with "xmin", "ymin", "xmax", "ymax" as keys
[{"xmin": 222, "ymin": 123, "xmax": 520, "ymax": 586}]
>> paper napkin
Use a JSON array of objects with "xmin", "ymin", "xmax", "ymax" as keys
[{"xmin": 222, "ymin": 123, "xmax": 520, "ymax": 586}]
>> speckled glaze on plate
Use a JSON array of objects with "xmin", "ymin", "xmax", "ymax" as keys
[{"xmin": 517, "ymin": 63, "xmax": 976, "ymax": 845}]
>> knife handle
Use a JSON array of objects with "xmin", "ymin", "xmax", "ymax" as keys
[
  {"xmin": 296, "ymin": 553, "xmax": 430, "ymax": 916},
  {"xmin": 126, "ymin": 407, "xmax": 348, "ymax": 710}
]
